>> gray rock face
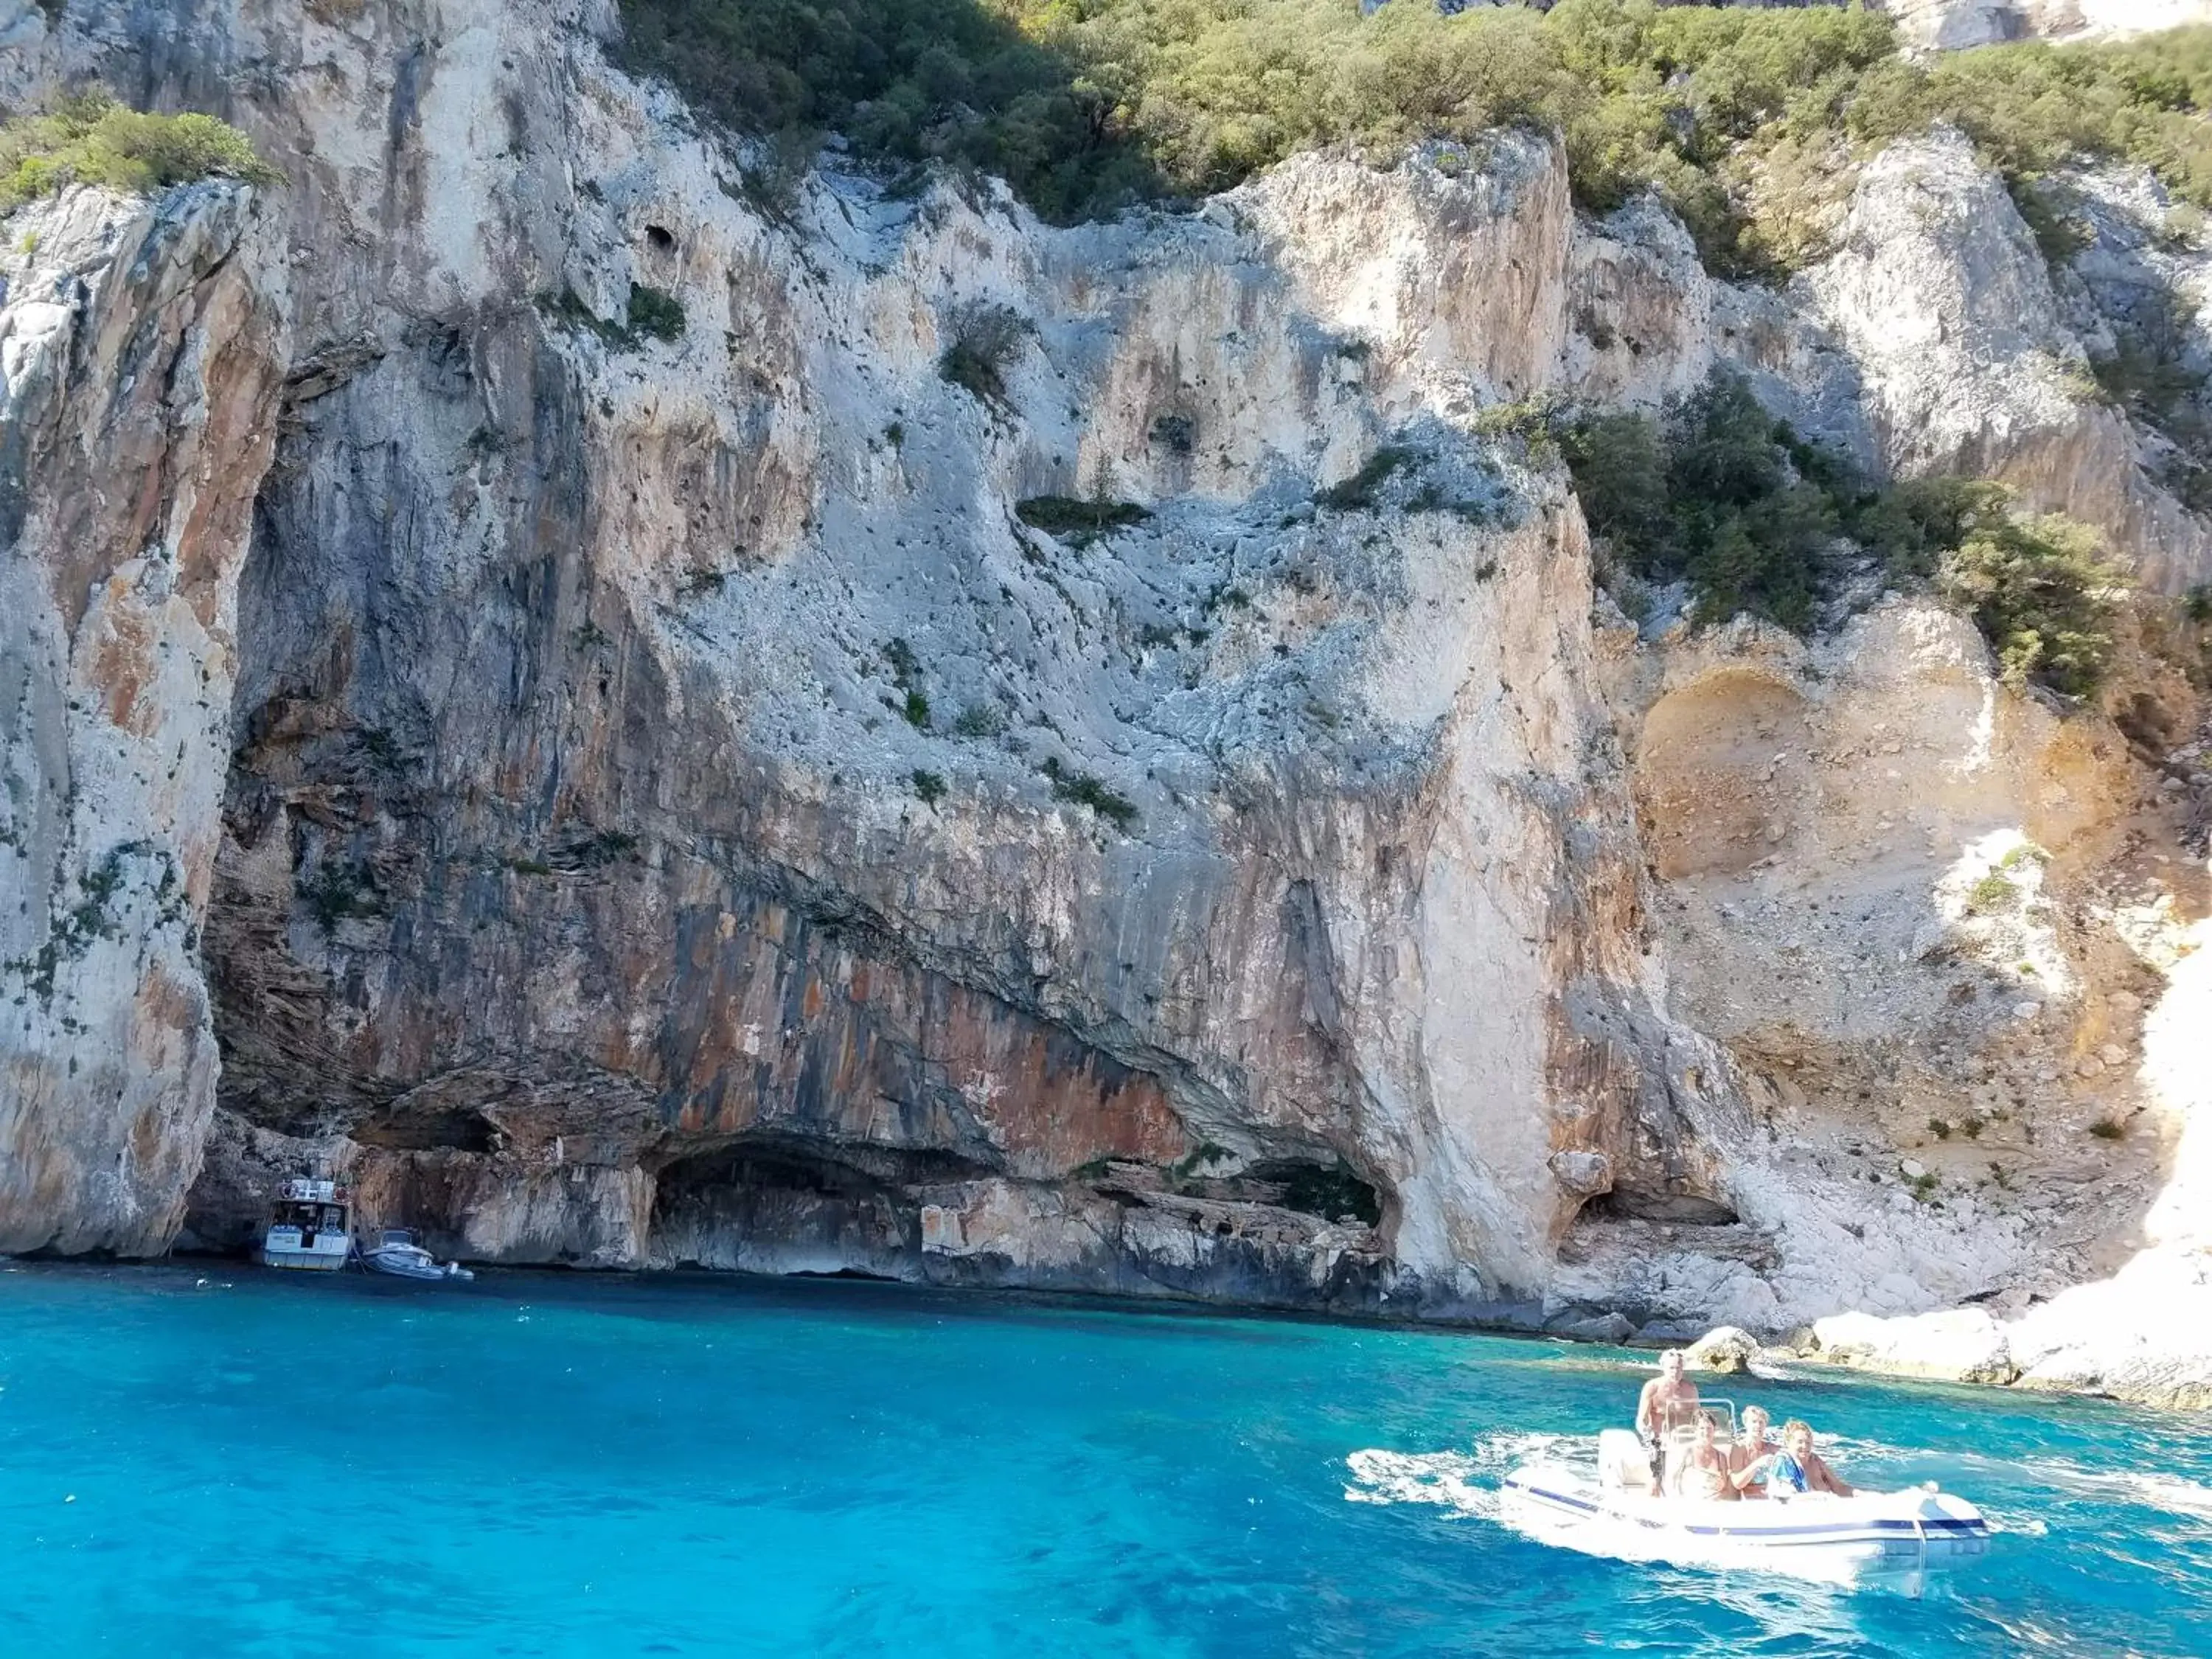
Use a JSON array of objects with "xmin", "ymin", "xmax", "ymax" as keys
[
  {"xmin": 1877, "ymin": 0, "xmax": 2212, "ymax": 47},
  {"xmin": 1801, "ymin": 130, "xmax": 2212, "ymax": 593},
  {"xmin": 0, "ymin": 0, "xmax": 2207, "ymax": 1388},
  {"xmin": 0, "ymin": 182, "xmax": 284, "ymax": 1254},
  {"xmin": 0, "ymin": 0, "xmax": 1716, "ymax": 1314}
]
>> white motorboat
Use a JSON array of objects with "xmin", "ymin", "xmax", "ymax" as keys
[
  {"xmin": 1501, "ymin": 1407, "xmax": 1992, "ymax": 1570},
  {"xmin": 358, "ymin": 1228, "xmax": 475, "ymax": 1282},
  {"xmin": 262, "ymin": 1178, "xmax": 352, "ymax": 1272}
]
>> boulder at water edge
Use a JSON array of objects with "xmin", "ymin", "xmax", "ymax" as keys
[
  {"xmin": 1684, "ymin": 1326, "xmax": 1761, "ymax": 1374},
  {"xmin": 1804, "ymin": 1307, "xmax": 2020, "ymax": 1385}
]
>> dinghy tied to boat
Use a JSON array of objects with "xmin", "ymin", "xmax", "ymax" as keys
[{"xmin": 358, "ymin": 1228, "xmax": 476, "ymax": 1282}]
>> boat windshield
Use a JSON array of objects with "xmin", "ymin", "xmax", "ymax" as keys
[
  {"xmin": 271, "ymin": 1203, "xmax": 347, "ymax": 1229},
  {"xmin": 1657, "ymin": 1398, "xmax": 1739, "ymax": 1446}
]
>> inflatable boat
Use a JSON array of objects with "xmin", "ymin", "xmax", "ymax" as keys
[
  {"xmin": 358, "ymin": 1228, "xmax": 476, "ymax": 1282},
  {"xmin": 1502, "ymin": 1417, "xmax": 1992, "ymax": 1568}
]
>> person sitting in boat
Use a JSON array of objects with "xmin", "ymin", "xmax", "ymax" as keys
[
  {"xmin": 1756, "ymin": 1419, "xmax": 1854, "ymax": 1498},
  {"xmin": 1674, "ymin": 1411, "xmax": 1738, "ymax": 1501},
  {"xmin": 1634, "ymin": 1349, "xmax": 1701, "ymax": 1497},
  {"xmin": 1727, "ymin": 1403, "xmax": 1778, "ymax": 1499}
]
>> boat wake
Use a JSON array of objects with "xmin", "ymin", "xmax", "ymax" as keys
[
  {"xmin": 1343, "ymin": 1433, "xmax": 1579, "ymax": 1524},
  {"xmin": 1818, "ymin": 1436, "xmax": 2212, "ymax": 1536}
]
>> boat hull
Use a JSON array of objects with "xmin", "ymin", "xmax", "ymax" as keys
[
  {"xmin": 1502, "ymin": 1464, "xmax": 1993, "ymax": 1563},
  {"xmin": 260, "ymin": 1247, "xmax": 348, "ymax": 1272}
]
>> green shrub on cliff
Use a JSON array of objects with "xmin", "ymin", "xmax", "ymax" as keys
[
  {"xmin": 1564, "ymin": 374, "xmax": 1840, "ymax": 631},
  {"xmin": 1936, "ymin": 509, "xmax": 2126, "ymax": 697},
  {"xmin": 616, "ymin": 0, "xmax": 2212, "ymax": 274},
  {"xmin": 1565, "ymin": 378, "xmax": 2123, "ymax": 691},
  {"xmin": 0, "ymin": 93, "xmax": 278, "ymax": 214}
]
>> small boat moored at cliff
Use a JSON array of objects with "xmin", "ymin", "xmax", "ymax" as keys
[
  {"xmin": 262, "ymin": 1178, "xmax": 352, "ymax": 1272},
  {"xmin": 1500, "ymin": 1419, "xmax": 1992, "ymax": 1573},
  {"xmin": 358, "ymin": 1228, "xmax": 475, "ymax": 1282}
]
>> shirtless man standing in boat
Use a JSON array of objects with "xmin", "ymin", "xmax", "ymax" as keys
[{"xmin": 1635, "ymin": 1350, "xmax": 1700, "ymax": 1496}]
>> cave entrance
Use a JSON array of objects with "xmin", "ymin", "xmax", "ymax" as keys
[
  {"xmin": 1245, "ymin": 1158, "xmax": 1385, "ymax": 1226},
  {"xmin": 351, "ymin": 1104, "xmax": 498, "ymax": 1153},
  {"xmin": 1581, "ymin": 1188, "xmax": 1740, "ymax": 1227},
  {"xmin": 646, "ymin": 1138, "xmax": 929, "ymax": 1279}
]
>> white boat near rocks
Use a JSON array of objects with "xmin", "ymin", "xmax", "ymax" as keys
[
  {"xmin": 1501, "ymin": 1413, "xmax": 1992, "ymax": 1573},
  {"xmin": 358, "ymin": 1228, "xmax": 475, "ymax": 1282},
  {"xmin": 261, "ymin": 1178, "xmax": 352, "ymax": 1272}
]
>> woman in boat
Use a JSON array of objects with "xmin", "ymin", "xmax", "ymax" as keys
[
  {"xmin": 1674, "ymin": 1411, "xmax": 1738, "ymax": 1501},
  {"xmin": 1761, "ymin": 1419, "xmax": 1854, "ymax": 1497},
  {"xmin": 1728, "ymin": 1404, "xmax": 1777, "ymax": 1498}
]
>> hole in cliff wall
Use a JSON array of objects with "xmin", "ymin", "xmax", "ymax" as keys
[
  {"xmin": 645, "ymin": 223, "xmax": 676, "ymax": 253},
  {"xmin": 1246, "ymin": 1159, "xmax": 1383, "ymax": 1226},
  {"xmin": 1582, "ymin": 1188, "xmax": 1739, "ymax": 1226},
  {"xmin": 351, "ymin": 1106, "xmax": 498, "ymax": 1153},
  {"xmin": 646, "ymin": 1141, "xmax": 923, "ymax": 1276}
]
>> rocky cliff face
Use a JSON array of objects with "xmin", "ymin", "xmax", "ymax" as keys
[
  {"xmin": 0, "ymin": 179, "xmax": 283, "ymax": 1253},
  {"xmin": 3, "ymin": 0, "xmax": 2210, "ymax": 1397},
  {"xmin": 1879, "ymin": 0, "xmax": 2212, "ymax": 48}
]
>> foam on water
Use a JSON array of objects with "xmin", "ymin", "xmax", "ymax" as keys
[{"xmin": 1342, "ymin": 1431, "xmax": 1579, "ymax": 1523}]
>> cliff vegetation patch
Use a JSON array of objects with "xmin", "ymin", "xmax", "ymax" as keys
[
  {"xmin": 616, "ymin": 0, "xmax": 2212, "ymax": 274},
  {"xmin": 0, "ymin": 93, "xmax": 277, "ymax": 212},
  {"xmin": 537, "ymin": 282, "xmax": 687, "ymax": 349},
  {"xmin": 1016, "ymin": 495, "xmax": 1152, "ymax": 545},
  {"xmin": 1040, "ymin": 757, "xmax": 1140, "ymax": 830},
  {"xmin": 1565, "ymin": 375, "xmax": 1847, "ymax": 631},
  {"xmin": 939, "ymin": 301, "xmax": 1030, "ymax": 405},
  {"xmin": 1567, "ymin": 377, "xmax": 2124, "ymax": 693}
]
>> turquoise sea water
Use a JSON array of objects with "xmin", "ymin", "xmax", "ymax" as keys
[{"xmin": 1, "ymin": 1265, "xmax": 2208, "ymax": 1658}]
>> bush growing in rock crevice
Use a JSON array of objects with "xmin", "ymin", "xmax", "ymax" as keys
[
  {"xmin": 1565, "ymin": 375, "xmax": 2124, "ymax": 693},
  {"xmin": 626, "ymin": 282, "xmax": 686, "ymax": 342},
  {"xmin": 1563, "ymin": 374, "xmax": 1840, "ymax": 631},
  {"xmin": 1936, "ymin": 507, "xmax": 2126, "ymax": 698},
  {"xmin": 538, "ymin": 282, "xmax": 688, "ymax": 349},
  {"xmin": 1015, "ymin": 495, "xmax": 1150, "ymax": 545},
  {"xmin": 883, "ymin": 636, "xmax": 931, "ymax": 728},
  {"xmin": 939, "ymin": 301, "xmax": 1029, "ymax": 405},
  {"xmin": 1040, "ymin": 757, "xmax": 1138, "ymax": 830},
  {"xmin": 0, "ymin": 92, "xmax": 278, "ymax": 212}
]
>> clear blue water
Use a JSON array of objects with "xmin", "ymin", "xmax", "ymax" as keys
[{"xmin": 2, "ymin": 1265, "xmax": 2208, "ymax": 1658}]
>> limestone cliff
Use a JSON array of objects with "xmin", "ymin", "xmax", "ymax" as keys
[
  {"xmin": 1, "ymin": 0, "xmax": 2209, "ymax": 1402},
  {"xmin": 1879, "ymin": 0, "xmax": 2212, "ymax": 48},
  {"xmin": 0, "ymin": 180, "xmax": 283, "ymax": 1253}
]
